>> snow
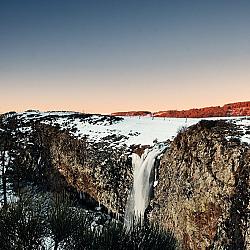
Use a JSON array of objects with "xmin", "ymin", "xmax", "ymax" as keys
[
  {"xmin": 16, "ymin": 111, "xmax": 76, "ymax": 123},
  {"xmin": 41, "ymin": 236, "xmax": 64, "ymax": 250},
  {"xmin": 234, "ymin": 118, "xmax": 250, "ymax": 144},
  {"xmin": 225, "ymin": 118, "xmax": 250, "ymax": 144},
  {"xmin": 18, "ymin": 126, "xmax": 32, "ymax": 133},
  {"xmin": 153, "ymin": 180, "xmax": 158, "ymax": 187},
  {"xmin": 8, "ymin": 111, "xmax": 250, "ymax": 147},
  {"xmin": 62, "ymin": 116, "xmax": 250, "ymax": 147},
  {"xmin": 55, "ymin": 116, "xmax": 202, "ymax": 147},
  {"xmin": 0, "ymin": 151, "xmax": 19, "ymax": 207}
]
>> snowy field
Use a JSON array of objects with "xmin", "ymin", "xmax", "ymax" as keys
[
  {"xmin": 71, "ymin": 115, "xmax": 250, "ymax": 146},
  {"xmin": 3, "ymin": 111, "xmax": 250, "ymax": 147},
  {"xmin": 53, "ymin": 115, "xmax": 202, "ymax": 146}
]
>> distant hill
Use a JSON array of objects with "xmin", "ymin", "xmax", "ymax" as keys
[
  {"xmin": 111, "ymin": 101, "xmax": 250, "ymax": 118},
  {"xmin": 111, "ymin": 111, "xmax": 151, "ymax": 117}
]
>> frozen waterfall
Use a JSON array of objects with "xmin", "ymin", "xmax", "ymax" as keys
[{"xmin": 124, "ymin": 143, "xmax": 167, "ymax": 229}]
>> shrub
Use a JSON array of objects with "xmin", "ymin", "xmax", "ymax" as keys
[
  {"xmin": 46, "ymin": 194, "xmax": 83, "ymax": 249},
  {"xmin": 66, "ymin": 219, "xmax": 177, "ymax": 250},
  {"xmin": 0, "ymin": 198, "xmax": 46, "ymax": 250},
  {"xmin": 0, "ymin": 195, "xmax": 178, "ymax": 250},
  {"xmin": 177, "ymin": 125, "xmax": 187, "ymax": 134}
]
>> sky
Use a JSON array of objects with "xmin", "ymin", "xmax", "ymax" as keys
[{"xmin": 0, "ymin": 0, "xmax": 250, "ymax": 114}]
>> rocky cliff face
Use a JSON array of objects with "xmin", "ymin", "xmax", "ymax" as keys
[
  {"xmin": 150, "ymin": 120, "xmax": 250, "ymax": 249},
  {"xmin": 0, "ymin": 112, "xmax": 134, "ymax": 215},
  {"xmin": 46, "ymin": 126, "xmax": 132, "ymax": 214}
]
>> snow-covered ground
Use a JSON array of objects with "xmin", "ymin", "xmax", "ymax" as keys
[
  {"xmin": 0, "ymin": 151, "xmax": 19, "ymax": 207},
  {"xmin": 53, "ymin": 116, "xmax": 202, "ymax": 147},
  {"xmin": 233, "ymin": 118, "xmax": 250, "ymax": 144},
  {"xmin": 3, "ymin": 111, "xmax": 250, "ymax": 147}
]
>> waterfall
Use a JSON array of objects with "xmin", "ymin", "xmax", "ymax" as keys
[{"xmin": 124, "ymin": 143, "xmax": 167, "ymax": 229}]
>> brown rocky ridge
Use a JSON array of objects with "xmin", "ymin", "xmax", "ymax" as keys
[{"xmin": 112, "ymin": 101, "xmax": 250, "ymax": 118}]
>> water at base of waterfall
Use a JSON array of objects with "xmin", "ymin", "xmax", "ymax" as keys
[{"xmin": 124, "ymin": 143, "xmax": 167, "ymax": 229}]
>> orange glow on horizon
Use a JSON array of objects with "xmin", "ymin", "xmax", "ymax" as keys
[{"xmin": 1, "ymin": 64, "xmax": 250, "ymax": 114}]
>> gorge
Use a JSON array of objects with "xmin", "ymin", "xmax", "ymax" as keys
[{"xmin": 0, "ymin": 111, "xmax": 249, "ymax": 249}]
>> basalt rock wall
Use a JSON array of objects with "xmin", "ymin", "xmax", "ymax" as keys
[
  {"xmin": 151, "ymin": 120, "xmax": 250, "ymax": 249},
  {"xmin": 0, "ymin": 115, "xmax": 133, "ymax": 215},
  {"xmin": 46, "ymin": 127, "xmax": 133, "ymax": 214}
]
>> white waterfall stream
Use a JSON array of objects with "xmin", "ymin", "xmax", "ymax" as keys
[{"xmin": 124, "ymin": 143, "xmax": 167, "ymax": 229}]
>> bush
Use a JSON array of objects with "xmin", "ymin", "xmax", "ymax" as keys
[
  {"xmin": 47, "ymin": 194, "xmax": 87, "ymax": 249},
  {"xmin": 177, "ymin": 125, "xmax": 187, "ymax": 134},
  {"xmin": 0, "ymin": 198, "xmax": 46, "ymax": 250},
  {"xmin": 66, "ymin": 219, "xmax": 177, "ymax": 250},
  {"xmin": 0, "ymin": 195, "xmax": 177, "ymax": 250}
]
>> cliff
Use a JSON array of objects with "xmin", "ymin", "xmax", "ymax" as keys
[
  {"xmin": 151, "ymin": 120, "xmax": 250, "ymax": 249},
  {"xmin": 0, "ymin": 112, "xmax": 134, "ymax": 215}
]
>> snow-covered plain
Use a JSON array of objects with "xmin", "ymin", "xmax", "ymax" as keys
[
  {"xmin": 58, "ymin": 115, "xmax": 250, "ymax": 146},
  {"xmin": 4, "ymin": 111, "xmax": 249, "ymax": 147},
  {"xmin": 56, "ymin": 116, "xmax": 201, "ymax": 147}
]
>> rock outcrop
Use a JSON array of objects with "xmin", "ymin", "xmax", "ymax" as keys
[{"xmin": 150, "ymin": 120, "xmax": 250, "ymax": 249}]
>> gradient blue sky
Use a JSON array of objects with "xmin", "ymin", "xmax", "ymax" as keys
[{"xmin": 0, "ymin": 0, "xmax": 250, "ymax": 113}]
